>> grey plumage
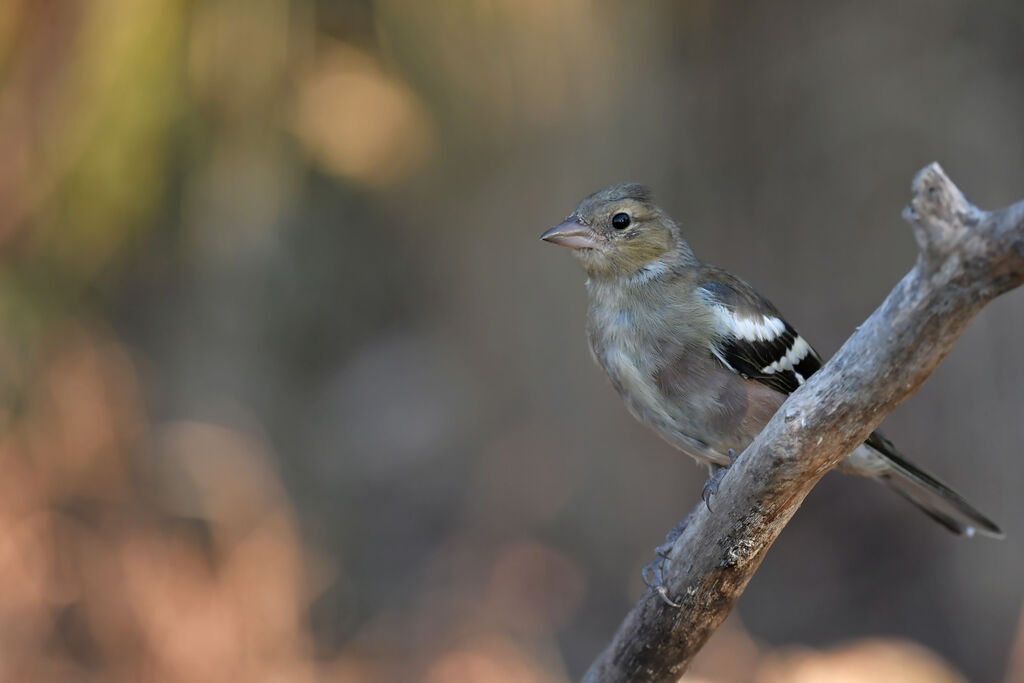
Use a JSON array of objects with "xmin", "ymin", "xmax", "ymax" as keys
[{"xmin": 543, "ymin": 183, "xmax": 1002, "ymax": 538}]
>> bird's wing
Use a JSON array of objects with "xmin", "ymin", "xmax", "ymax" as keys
[{"xmin": 696, "ymin": 273, "xmax": 823, "ymax": 395}]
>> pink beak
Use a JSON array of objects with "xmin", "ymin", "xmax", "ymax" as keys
[{"xmin": 540, "ymin": 219, "xmax": 603, "ymax": 250}]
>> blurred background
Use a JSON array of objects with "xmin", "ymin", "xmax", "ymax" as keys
[{"xmin": 1, "ymin": 1, "xmax": 1023, "ymax": 681}]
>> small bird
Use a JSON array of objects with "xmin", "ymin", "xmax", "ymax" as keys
[{"xmin": 541, "ymin": 183, "xmax": 1002, "ymax": 545}]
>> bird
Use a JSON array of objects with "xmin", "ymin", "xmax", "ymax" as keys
[{"xmin": 540, "ymin": 183, "xmax": 1003, "ymax": 568}]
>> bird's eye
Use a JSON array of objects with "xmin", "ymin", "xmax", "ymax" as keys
[{"xmin": 611, "ymin": 212, "xmax": 631, "ymax": 229}]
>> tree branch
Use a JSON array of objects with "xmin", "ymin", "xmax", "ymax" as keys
[{"xmin": 582, "ymin": 163, "xmax": 1024, "ymax": 683}]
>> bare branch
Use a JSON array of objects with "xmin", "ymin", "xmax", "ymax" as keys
[{"xmin": 582, "ymin": 164, "xmax": 1024, "ymax": 683}]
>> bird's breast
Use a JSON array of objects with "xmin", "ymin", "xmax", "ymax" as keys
[{"xmin": 588, "ymin": 304, "xmax": 673, "ymax": 426}]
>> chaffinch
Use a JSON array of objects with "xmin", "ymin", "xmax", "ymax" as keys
[{"xmin": 542, "ymin": 183, "xmax": 1002, "ymax": 539}]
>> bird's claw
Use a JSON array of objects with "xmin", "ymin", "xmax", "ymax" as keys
[
  {"xmin": 642, "ymin": 555, "xmax": 682, "ymax": 608},
  {"xmin": 655, "ymin": 583, "xmax": 682, "ymax": 608},
  {"xmin": 701, "ymin": 475, "xmax": 722, "ymax": 511},
  {"xmin": 639, "ymin": 516, "xmax": 691, "ymax": 609},
  {"xmin": 702, "ymin": 448, "xmax": 738, "ymax": 511}
]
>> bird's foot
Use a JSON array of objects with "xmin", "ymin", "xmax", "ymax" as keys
[
  {"xmin": 701, "ymin": 449, "xmax": 738, "ymax": 511},
  {"xmin": 641, "ymin": 515, "xmax": 691, "ymax": 608}
]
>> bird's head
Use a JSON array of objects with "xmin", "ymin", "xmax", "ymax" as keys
[{"xmin": 541, "ymin": 184, "xmax": 693, "ymax": 280}]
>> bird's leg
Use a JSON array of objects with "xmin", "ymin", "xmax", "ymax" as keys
[
  {"xmin": 641, "ymin": 449, "xmax": 738, "ymax": 608},
  {"xmin": 641, "ymin": 512, "xmax": 695, "ymax": 608},
  {"xmin": 701, "ymin": 448, "xmax": 738, "ymax": 511}
]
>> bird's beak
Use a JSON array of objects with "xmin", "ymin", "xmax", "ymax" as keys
[{"xmin": 540, "ymin": 219, "xmax": 603, "ymax": 250}]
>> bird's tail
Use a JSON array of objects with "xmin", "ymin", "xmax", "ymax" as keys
[{"xmin": 865, "ymin": 432, "xmax": 1003, "ymax": 538}]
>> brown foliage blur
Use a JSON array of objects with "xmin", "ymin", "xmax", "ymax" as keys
[
  {"xmin": 0, "ymin": 326, "xmax": 986, "ymax": 681},
  {"xmin": 0, "ymin": 325, "xmax": 315, "ymax": 681}
]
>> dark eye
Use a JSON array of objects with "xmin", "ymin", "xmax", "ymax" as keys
[{"xmin": 611, "ymin": 212, "xmax": 631, "ymax": 229}]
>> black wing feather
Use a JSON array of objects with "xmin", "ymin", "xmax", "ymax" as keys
[
  {"xmin": 698, "ymin": 277, "xmax": 823, "ymax": 395},
  {"xmin": 718, "ymin": 322, "xmax": 820, "ymax": 394}
]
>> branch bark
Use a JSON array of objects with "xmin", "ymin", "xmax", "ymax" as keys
[{"xmin": 582, "ymin": 163, "xmax": 1024, "ymax": 683}]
